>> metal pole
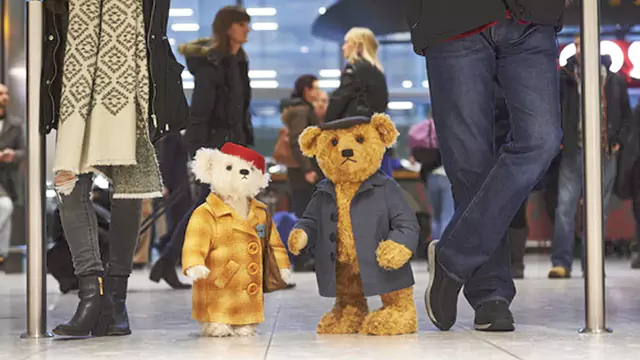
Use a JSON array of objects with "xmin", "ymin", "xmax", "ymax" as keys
[
  {"xmin": 21, "ymin": 0, "xmax": 51, "ymax": 340},
  {"xmin": 579, "ymin": 0, "xmax": 611, "ymax": 334}
]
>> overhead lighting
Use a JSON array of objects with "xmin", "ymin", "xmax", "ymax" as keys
[
  {"xmin": 171, "ymin": 23, "xmax": 200, "ymax": 32},
  {"xmin": 629, "ymin": 41, "xmax": 640, "ymax": 79},
  {"xmin": 183, "ymin": 81, "xmax": 195, "ymax": 90},
  {"xmin": 318, "ymin": 7, "xmax": 327, "ymax": 15},
  {"xmin": 181, "ymin": 71, "xmax": 193, "ymax": 80},
  {"xmin": 559, "ymin": 41, "xmax": 625, "ymax": 73},
  {"xmin": 246, "ymin": 7, "xmax": 277, "ymax": 16},
  {"xmin": 168, "ymin": 38, "xmax": 176, "ymax": 46},
  {"xmin": 388, "ymin": 101, "xmax": 414, "ymax": 110},
  {"xmin": 250, "ymin": 80, "xmax": 279, "ymax": 89},
  {"xmin": 248, "ymin": 70, "xmax": 277, "ymax": 79},
  {"xmin": 402, "ymin": 80, "xmax": 413, "ymax": 89},
  {"xmin": 252, "ymin": 22, "xmax": 279, "ymax": 31},
  {"xmin": 168, "ymin": 8, "xmax": 194, "ymax": 17},
  {"xmin": 319, "ymin": 69, "xmax": 341, "ymax": 78},
  {"xmin": 300, "ymin": 46, "xmax": 310, "ymax": 54},
  {"xmin": 422, "ymin": 80, "xmax": 429, "ymax": 88},
  {"xmin": 318, "ymin": 80, "xmax": 340, "ymax": 88}
]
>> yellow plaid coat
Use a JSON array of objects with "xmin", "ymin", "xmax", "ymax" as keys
[{"xmin": 182, "ymin": 193, "xmax": 290, "ymax": 325}]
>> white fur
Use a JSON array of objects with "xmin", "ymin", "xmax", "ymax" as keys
[
  {"xmin": 279, "ymin": 268, "xmax": 294, "ymax": 285},
  {"xmin": 199, "ymin": 322, "xmax": 234, "ymax": 337},
  {"xmin": 232, "ymin": 324, "xmax": 257, "ymax": 337},
  {"xmin": 185, "ymin": 265, "xmax": 211, "ymax": 281},
  {"xmin": 192, "ymin": 148, "xmax": 270, "ymax": 200}
]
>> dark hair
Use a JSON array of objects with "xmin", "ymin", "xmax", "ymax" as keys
[
  {"xmin": 292, "ymin": 74, "xmax": 318, "ymax": 99},
  {"xmin": 212, "ymin": 6, "xmax": 251, "ymax": 53}
]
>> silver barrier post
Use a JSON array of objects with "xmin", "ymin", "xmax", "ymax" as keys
[
  {"xmin": 21, "ymin": 0, "xmax": 52, "ymax": 340},
  {"xmin": 579, "ymin": 0, "xmax": 611, "ymax": 334}
]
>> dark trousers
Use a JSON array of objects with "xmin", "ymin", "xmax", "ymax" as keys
[{"xmin": 424, "ymin": 20, "xmax": 561, "ymax": 308}]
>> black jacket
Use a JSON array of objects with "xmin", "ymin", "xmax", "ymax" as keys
[
  {"xmin": 408, "ymin": 0, "xmax": 566, "ymax": 54},
  {"xmin": 325, "ymin": 60, "xmax": 388, "ymax": 122},
  {"xmin": 180, "ymin": 39, "xmax": 253, "ymax": 156},
  {"xmin": 0, "ymin": 116, "xmax": 25, "ymax": 201},
  {"xmin": 559, "ymin": 56, "xmax": 632, "ymax": 156},
  {"xmin": 40, "ymin": 0, "xmax": 189, "ymax": 142}
]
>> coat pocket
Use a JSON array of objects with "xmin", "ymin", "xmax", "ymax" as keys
[{"xmin": 213, "ymin": 260, "xmax": 241, "ymax": 288}]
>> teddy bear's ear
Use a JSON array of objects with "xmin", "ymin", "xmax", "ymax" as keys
[
  {"xmin": 299, "ymin": 126, "xmax": 322, "ymax": 157},
  {"xmin": 371, "ymin": 113, "xmax": 399, "ymax": 148},
  {"xmin": 192, "ymin": 148, "xmax": 219, "ymax": 184}
]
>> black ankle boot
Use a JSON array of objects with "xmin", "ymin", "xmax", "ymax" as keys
[
  {"xmin": 149, "ymin": 258, "xmax": 191, "ymax": 289},
  {"xmin": 106, "ymin": 276, "xmax": 132, "ymax": 335},
  {"xmin": 52, "ymin": 274, "xmax": 104, "ymax": 336}
]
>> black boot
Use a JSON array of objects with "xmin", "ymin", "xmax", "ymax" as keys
[
  {"xmin": 106, "ymin": 276, "xmax": 132, "ymax": 336},
  {"xmin": 149, "ymin": 258, "xmax": 191, "ymax": 289},
  {"xmin": 508, "ymin": 227, "xmax": 528, "ymax": 279},
  {"xmin": 52, "ymin": 274, "xmax": 104, "ymax": 336}
]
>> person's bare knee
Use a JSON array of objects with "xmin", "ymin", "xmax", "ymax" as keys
[{"xmin": 54, "ymin": 171, "xmax": 78, "ymax": 195}]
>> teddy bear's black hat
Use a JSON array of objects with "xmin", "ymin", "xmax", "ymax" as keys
[{"xmin": 319, "ymin": 116, "xmax": 370, "ymax": 130}]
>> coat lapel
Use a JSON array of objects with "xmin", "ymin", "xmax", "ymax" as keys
[{"xmin": 206, "ymin": 193, "xmax": 267, "ymax": 239}]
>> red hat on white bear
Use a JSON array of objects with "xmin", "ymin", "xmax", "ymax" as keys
[{"xmin": 220, "ymin": 142, "xmax": 266, "ymax": 174}]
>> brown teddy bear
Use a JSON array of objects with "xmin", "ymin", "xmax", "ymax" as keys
[{"xmin": 288, "ymin": 114, "xmax": 420, "ymax": 336}]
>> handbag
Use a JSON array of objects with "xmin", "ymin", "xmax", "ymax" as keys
[
  {"xmin": 261, "ymin": 209, "xmax": 290, "ymax": 293},
  {"xmin": 272, "ymin": 128, "xmax": 299, "ymax": 168}
]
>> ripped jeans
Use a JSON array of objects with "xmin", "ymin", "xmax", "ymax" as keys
[{"xmin": 58, "ymin": 174, "xmax": 142, "ymax": 276}]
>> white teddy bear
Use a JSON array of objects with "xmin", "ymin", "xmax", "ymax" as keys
[{"xmin": 182, "ymin": 142, "xmax": 293, "ymax": 337}]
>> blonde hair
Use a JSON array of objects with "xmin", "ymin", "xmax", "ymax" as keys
[{"xmin": 345, "ymin": 27, "xmax": 383, "ymax": 72}]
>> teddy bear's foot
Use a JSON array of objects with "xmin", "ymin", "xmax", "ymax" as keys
[
  {"xmin": 359, "ymin": 287, "xmax": 418, "ymax": 336},
  {"xmin": 232, "ymin": 324, "xmax": 257, "ymax": 337},
  {"xmin": 200, "ymin": 322, "xmax": 234, "ymax": 337},
  {"xmin": 317, "ymin": 304, "xmax": 368, "ymax": 334}
]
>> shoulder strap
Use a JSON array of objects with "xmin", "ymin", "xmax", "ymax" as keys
[{"xmin": 263, "ymin": 208, "xmax": 272, "ymax": 249}]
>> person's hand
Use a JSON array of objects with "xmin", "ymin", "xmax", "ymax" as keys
[
  {"xmin": 2, "ymin": 149, "xmax": 15, "ymax": 163},
  {"xmin": 163, "ymin": 187, "xmax": 169, "ymax": 197},
  {"xmin": 409, "ymin": 155, "xmax": 416, "ymax": 165},
  {"xmin": 305, "ymin": 171, "xmax": 318, "ymax": 184},
  {"xmin": 612, "ymin": 143, "xmax": 621, "ymax": 153}
]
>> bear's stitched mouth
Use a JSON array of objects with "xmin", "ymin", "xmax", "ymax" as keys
[
  {"xmin": 341, "ymin": 158, "xmax": 357, "ymax": 165},
  {"xmin": 241, "ymin": 175, "xmax": 249, "ymax": 180}
]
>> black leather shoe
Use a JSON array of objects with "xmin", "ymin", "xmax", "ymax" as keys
[
  {"xmin": 150, "ymin": 259, "xmax": 191, "ymax": 290},
  {"xmin": 474, "ymin": 300, "xmax": 515, "ymax": 332},
  {"xmin": 93, "ymin": 275, "xmax": 133, "ymax": 336},
  {"xmin": 425, "ymin": 240, "xmax": 463, "ymax": 331},
  {"xmin": 53, "ymin": 274, "xmax": 104, "ymax": 337}
]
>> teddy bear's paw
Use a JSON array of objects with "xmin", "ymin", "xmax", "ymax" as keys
[
  {"xmin": 200, "ymin": 322, "xmax": 234, "ymax": 337},
  {"xmin": 232, "ymin": 324, "xmax": 257, "ymax": 337},
  {"xmin": 376, "ymin": 240, "xmax": 413, "ymax": 271},
  {"xmin": 186, "ymin": 265, "xmax": 211, "ymax": 281},
  {"xmin": 287, "ymin": 229, "xmax": 308, "ymax": 256},
  {"xmin": 316, "ymin": 305, "xmax": 368, "ymax": 334},
  {"xmin": 359, "ymin": 306, "xmax": 418, "ymax": 336}
]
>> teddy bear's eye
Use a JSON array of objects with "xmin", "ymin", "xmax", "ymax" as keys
[
  {"xmin": 356, "ymin": 135, "xmax": 365, "ymax": 144},
  {"xmin": 226, "ymin": 165, "xmax": 232, "ymax": 171},
  {"xmin": 331, "ymin": 138, "xmax": 339, "ymax": 146}
]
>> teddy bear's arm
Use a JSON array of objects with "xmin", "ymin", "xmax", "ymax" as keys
[
  {"xmin": 182, "ymin": 206, "xmax": 215, "ymax": 275},
  {"xmin": 290, "ymin": 190, "xmax": 321, "ymax": 253},
  {"xmin": 383, "ymin": 180, "xmax": 421, "ymax": 254}
]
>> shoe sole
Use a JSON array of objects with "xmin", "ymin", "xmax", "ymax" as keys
[
  {"xmin": 474, "ymin": 319, "xmax": 515, "ymax": 332},
  {"xmin": 425, "ymin": 240, "xmax": 448, "ymax": 331}
]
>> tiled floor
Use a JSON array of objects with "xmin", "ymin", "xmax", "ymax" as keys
[{"xmin": 2, "ymin": 255, "xmax": 640, "ymax": 360}]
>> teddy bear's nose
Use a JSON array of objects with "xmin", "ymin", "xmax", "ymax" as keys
[
  {"xmin": 240, "ymin": 169, "xmax": 250, "ymax": 176},
  {"xmin": 341, "ymin": 149, "xmax": 354, "ymax": 158}
]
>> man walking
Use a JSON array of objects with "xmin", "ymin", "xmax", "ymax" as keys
[{"xmin": 409, "ymin": 0, "xmax": 566, "ymax": 331}]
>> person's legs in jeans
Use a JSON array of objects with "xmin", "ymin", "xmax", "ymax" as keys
[
  {"xmin": 0, "ymin": 196, "xmax": 13, "ymax": 264},
  {"xmin": 550, "ymin": 151, "xmax": 583, "ymax": 274},
  {"xmin": 427, "ymin": 173, "xmax": 454, "ymax": 240},
  {"xmin": 424, "ymin": 21, "xmax": 561, "ymax": 330}
]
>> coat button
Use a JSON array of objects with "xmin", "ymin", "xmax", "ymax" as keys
[
  {"xmin": 330, "ymin": 213, "xmax": 337, "ymax": 222},
  {"xmin": 48, "ymin": 35, "xmax": 54, "ymax": 41},
  {"xmin": 330, "ymin": 233, "xmax": 336, "ymax": 242},
  {"xmin": 247, "ymin": 262, "xmax": 259, "ymax": 275},
  {"xmin": 247, "ymin": 283, "xmax": 259, "ymax": 295},
  {"xmin": 330, "ymin": 253, "xmax": 336, "ymax": 262},
  {"xmin": 248, "ymin": 242, "xmax": 260, "ymax": 255},
  {"xmin": 45, "ymin": 80, "xmax": 51, "ymax": 85}
]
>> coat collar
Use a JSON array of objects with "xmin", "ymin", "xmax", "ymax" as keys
[
  {"xmin": 205, "ymin": 192, "xmax": 267, "ymax": 218},
  {"xmin": 316, "ymin": 170, "xmax": 389, "ymax": 198}
]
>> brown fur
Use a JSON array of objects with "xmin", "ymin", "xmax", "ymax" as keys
[{"xmin": 296, "ymin": 113, "xmax": 417, "ymax": 336}]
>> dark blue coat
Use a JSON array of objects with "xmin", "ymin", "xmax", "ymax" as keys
[{"xmin": 295, "ymin": 171, "xmax": 419, "ymax": 297}]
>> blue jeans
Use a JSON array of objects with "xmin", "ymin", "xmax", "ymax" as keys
[
  {"xmin": 551, "ymin": 150, "xmax": 618, "ymax": 270},
  {"xmin": 424, "ymin": 20, "xmax": 561, "ymax": 308},
  {"xmin": 427, "ymin": 174, "xmax": 454, "ymax": 240}
]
